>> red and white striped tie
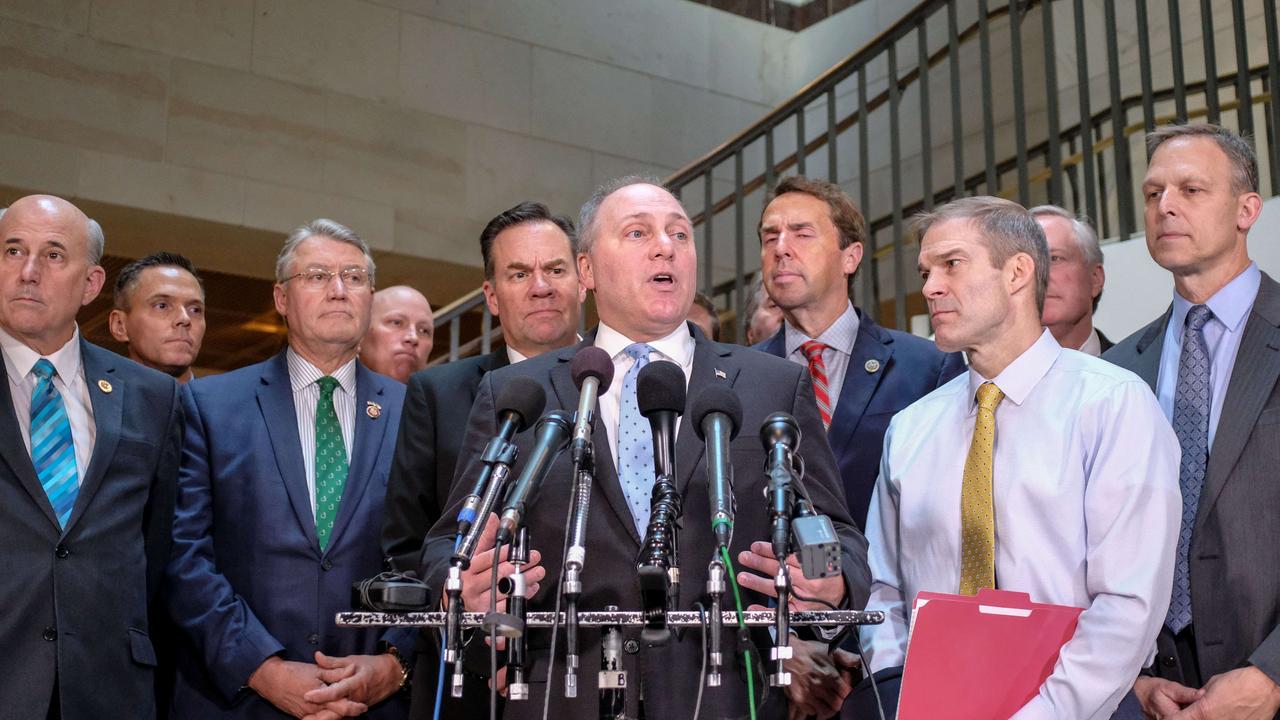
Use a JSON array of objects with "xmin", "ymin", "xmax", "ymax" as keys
[{"xmin": 801, "ymin": 340, "xmax": 832, "ymax": 430}]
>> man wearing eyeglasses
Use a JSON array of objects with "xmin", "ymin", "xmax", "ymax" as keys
[{"xmin": 167, "ymin": 219, "xmax": 410, "ymax": 719}]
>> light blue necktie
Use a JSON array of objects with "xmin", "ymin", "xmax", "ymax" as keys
[
  {"xmin": 30, "ymin": 359, "xmax": 79, "ymax": 528},
  {"xmin": 1168, "ymin": 304, "xmax": 1213, "ymax": 633},
  {"xmin": 617, "ymin": 343, "xmax": 656, "ymax": 536}
]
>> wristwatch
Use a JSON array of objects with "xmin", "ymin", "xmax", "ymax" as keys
[{"xmin": 378, "ymin": 641, "xmax": 412, "ymax": 691}]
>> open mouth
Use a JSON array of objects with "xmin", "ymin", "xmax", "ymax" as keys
[{"xmin": 650, "ymin": 273, "xmax": 675, "ymax": 285}]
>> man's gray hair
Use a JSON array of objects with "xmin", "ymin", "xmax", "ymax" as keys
[
  {"xmin": 275, "ymin": 218, "xmax": 377, "ymax": 284},
  {"xmin": 87, "ymin": 218, "xmax": 104, "ymax": 265},
  {"xmin": 1028, "ymin": 205, "xmax": 1102, "ymax": 266},
  {"xmin": 1146, "ymin": 123, "xmax": 1259, "ymax": 194},
  {"xmin": 914, "ymin": 196, "xmax": 1050, "ymax": 314},
  {"xmin": 577, "ymin": 175, "xmax": 675, "ymax": 255}
]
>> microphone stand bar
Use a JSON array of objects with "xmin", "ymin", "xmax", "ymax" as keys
[{"xmin": 338, "ymin": 609, "xmax": 885, "ymax": 627}]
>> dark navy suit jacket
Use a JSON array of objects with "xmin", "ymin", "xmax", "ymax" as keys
[
  {"xmin": 0, "ymin": 339, "xmax": 181, "ymax": 720},
  {"xmin": 167, "ymin": 351, "xmax": 408, "ymax": 718},
  {"xmin": 757, "ymin": 312, "xmax": 965, "ymax": 530}
]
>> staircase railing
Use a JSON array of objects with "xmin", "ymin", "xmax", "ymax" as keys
[{"xmin": 432, "ymin": 0, "xmax": 1280, "ymax": 358}]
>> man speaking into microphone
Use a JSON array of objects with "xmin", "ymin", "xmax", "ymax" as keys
[{"xmin": 420, "ymin": 177, "xmax": 870, "ymax": 719}]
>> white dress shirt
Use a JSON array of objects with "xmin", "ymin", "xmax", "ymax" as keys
[
  {"xmin": 286, "ymin": 348, "xmax": 356, "ymax": 518},
  {"xmin": 783, "ymin": 300, "xmax": 859, "ymax": 410},
  {"xmin": 861, "ymin": 329, "xmax": 1182, "ymax": 720},
  {"xmin": 594, "ymin": 323, "xmax": 695, "ymax": 467},
  {"xmin": 1, "ymin": 325, "xmax": 96, "ymax": 481},
  {"xmin": 1078, "ymin": 327, "xmax": 1103, "ymax": 357}
]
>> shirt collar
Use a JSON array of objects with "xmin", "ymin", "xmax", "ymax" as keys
[
  {"xmin": 0, "ymin": 325, "xmax": 82, "ymax": 387},
  {"xmin": 966, "ymin": 328, "xmax": 1061, "ymax": 411},
  {"xmin": 1170, "ymin": 261, "xmax": 1260, "ymax": 342},
  {"xmin": 1078, "ymin": 327, "xmax": 1102, "ymax": 356},
  {"xmin": 286, "ymin": 346, "xmax": 357, "ymax": 396},
  {"xmin": 783, "ymin": 301, "xmax": 860, "ymax": 359},
  {"xmin": 595, "ymin": 322, "xmax": 695, "ymax": 369}
]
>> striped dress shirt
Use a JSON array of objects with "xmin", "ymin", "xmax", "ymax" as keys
[{"xmin": 287, "ymin": 348, "xmax": 356, "ymax": 518}]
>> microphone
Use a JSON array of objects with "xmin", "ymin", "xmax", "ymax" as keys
[
  {"xmin": 454, "ymin": 377, "xmax": 546, "ymax": 537},
  {"xmin": 760, "ymin": 412, "xmax": 841, "ymax": 579},
  {"xmin": 636, "ymin": 360, "xmax": 686, "ymax": 479},
  {"xmin": 569, "ymin": 347, "xmax": 615, "ymax": 463},
  {"xmin": 636, "ymin": 360, "xmax": 687, "ymax": 645},
  {"xmin": 690, "ymin": 385, "xmax": 743, "ymax": 551},
  {"xmin": 496, "ymin": 410, "xmax": 573, "ymax": 545}
]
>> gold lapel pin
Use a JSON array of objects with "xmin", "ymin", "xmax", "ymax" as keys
[
  {"xmin": 714, "ymin": 368, "xmax": 727, "ymax": 379},
  {"xmin": 97, "ymin": 379, "xmax": 113, "ymax": 393},
  {"xmin": 366, "ymin": 401, "xmax": 382, "ymax": 419},
  {"xmin": 864, "ymin": 359, "xmax": 881, "ymax": 374}
]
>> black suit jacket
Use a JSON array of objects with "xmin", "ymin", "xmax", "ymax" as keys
[
  {"xmin": 1097, "ymin": 328, "xmax": 1115, "ymax": 354},
  {"xmin": 383, "ymin": 348, "xmax": 510, "ymax": 572},
  {"xmin": 0, "ymin": 339, "xmax": 182, "ymax": 719},
  {"xmin": 756, "ymin": 312, "xmax": 965, "ymax": 530},
  {"xmin": 381, "ymin": 348, "xmax": 509, "ymax": 719},
  {"xmin": 420, "ymin": 324, "xmax": 872, "ymax": 720},
  {"xmin": 1103, "ymin": 272, "xmax": 1280, "ymax": 691}
]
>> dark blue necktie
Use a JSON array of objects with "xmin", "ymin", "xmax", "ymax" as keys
[{"xmin": 1168, "ymin": 304, "xmax": 1212, "ymax": 633}]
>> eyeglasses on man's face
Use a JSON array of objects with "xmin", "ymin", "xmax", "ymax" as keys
[{"xmin": 285, "ymin": 267, "xmax": 371, "ymax": 290}]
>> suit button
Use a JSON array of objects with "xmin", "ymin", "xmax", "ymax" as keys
[
  {"xmin": 54, "ymin": 545, "xmax": 70, "ymax": 559},
  {"xmin": 1161, "ymin": 655, "xmax": 1177, "ymax": 667},
  {"xmin": 623, "ymin": 639, "xmax": 639, "ymax": 654},
  {"xmin": 42, "ymin": 626, "xmax": 57, "ymax": 641},
  {"xmin": 321, "ymin": 558, "xmax": 333, "ymax": 571},
  {"xmin": 308, "ymin": 633, "xmax": 320, "ymax": 646}
]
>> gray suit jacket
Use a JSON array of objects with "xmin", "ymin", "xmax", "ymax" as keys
[
  {"xmin": 0, "ymin": 339, "xmax": 182, "ymax": 719},
  {"xmin": 1103, "ymin": 272, "xmax": 1280, "ymax": 687}
]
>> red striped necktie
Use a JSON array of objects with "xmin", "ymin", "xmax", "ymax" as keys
[{"xmin": 800, "ymin": 340, "xmax": 832, "ymax": 429}]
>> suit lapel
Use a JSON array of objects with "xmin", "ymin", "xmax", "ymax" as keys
[
  {"xmin": 674, "ymin": 336, "xmax": 738, "ymax": 497},
  {"xmin": 1130, "ymin": 308, "xmax": 1171, "ymax": 391},
  {"xmin": 257, "ymin": 352, "xmax": 320, "ymax": 552},
  {"xmin": 759, "ymin": 327, "xmax": 786, "ymax": 357},
  {"xmin": 826, "ymin": 316, "xmax": 891, "ymax": 460},
  {"xmin": 65, "ymin": 341, "xmax": 122, "ymax": 534},
  {"xmin": 326, "ymin": 362, "xmax": 389, "ymax": 553},
  {"xmin": 548, "ymin": 339, "xmax": 640, "ymax": 544},
  {"xmin": 1200, "ymin": 275, "xmax": 1280, "ymax": 522},
  {"xmin": 0, "ymin": 349, "xmax": 59, "ymax": 530}
]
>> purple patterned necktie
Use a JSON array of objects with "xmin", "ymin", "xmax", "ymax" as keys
[{"xmin": 1167, "ymin": 304, "xmax": 1213, "ymax": 633}]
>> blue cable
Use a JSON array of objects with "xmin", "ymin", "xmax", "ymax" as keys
[{"xmin": 435, "ymin": 534, "xmax": 464, "ymax": 720}]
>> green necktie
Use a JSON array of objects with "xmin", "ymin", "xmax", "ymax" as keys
[{"xmin": 314, "ymin": 376, "xmax": 349, "ymax": 551}]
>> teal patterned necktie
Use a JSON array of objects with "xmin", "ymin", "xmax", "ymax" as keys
[
  {"xmin": 30, "ymin": 359, "xmax": 79, "ymax": 528},
  {"xmin": 314, "ymin": 376, "xmax": 348, "ymax": 551}
]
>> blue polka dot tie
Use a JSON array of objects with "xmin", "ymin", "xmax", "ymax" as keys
[
  {"xmin": 314, "ymin": 376, "xmax": 348, "ymax": 552},
  {"xmin": 30, "ymin": 359, "xmax": 79, "ymax": 528},
  {"xmin": 1168, "ymin": 304, "xmax": 1213, "ymax": 633},
  {"xmin": 617, "ymin": 343, "xmax": 656, "ymax": 536}
]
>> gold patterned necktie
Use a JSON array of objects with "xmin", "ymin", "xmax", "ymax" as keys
[{"xmin": 959, "ymin": 381, "xmax": 1004, "ymax": 596}]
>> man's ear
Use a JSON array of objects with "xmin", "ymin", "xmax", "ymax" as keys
[
  {"xmin": 108, "ymin": 309, "xmax": 130, "ymax": 343},
  {"xmin": 578, "ymin": 252, "xmax": 596, "ymax": 291}
]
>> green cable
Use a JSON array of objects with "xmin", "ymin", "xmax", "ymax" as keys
[{"xmin": 720, "ymin": 546, "xmax": 756, "ymax": 720}]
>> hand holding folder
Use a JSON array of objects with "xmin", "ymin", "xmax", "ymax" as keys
[{"xmin": 897, "ymin": 588, "xmax": 1083, "ymax": 720}]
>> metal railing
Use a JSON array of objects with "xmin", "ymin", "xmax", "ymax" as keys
[{"xmin": 432, "ymin": 0, "xmax": 1280, "ymax": 357}]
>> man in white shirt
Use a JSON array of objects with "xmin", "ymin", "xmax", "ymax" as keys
[
  {"xmin": 1030, "ymin": 205, "xmax": 1113, "ymax": 356},
  {"xmin": 861, "ymin": 196, "xmax": 1182, "ymax": 719}
]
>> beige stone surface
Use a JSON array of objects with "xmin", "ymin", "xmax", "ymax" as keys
[
  {"xmin": 166, "ymin": 60, "xmax": 328, "ymax": 190},
  {"xmin": 399, "ymin": 14, "xmax": 532, "ymax": 134},
  {"xmin": 464, "ymin": 125, "xmax": 594, "ymax": 225},
  {"xmin": 530, "ymin": 47, "xmax": 653, "ymax": 160},
  {"xmin": 0, "ymin": 0, "xmax": 89, "ymax": 33},
  {"xmin": 242, "ymin": 178, "xmax": 396, "ymax": 250},
  {"xmin": 0, "ymin": 132, "xmax": 82, "ymax": 197},
  {"xmin": 78, "ymin": 150, "xmax": 246, "ymax": 225},
  {"xmin": 252, "ymin": 0, "xmax": 401, "ymax": 102},
  {"xmin": 89, "ymin": 0, "xmax": 254, "ymax": 69},
  {"xmin": 0, "ymin": 19, "xmax": 168, "ymax": 161},
  {"xmin": 321, "ymin": 97, "xmax": 468, "ymax": 213}
]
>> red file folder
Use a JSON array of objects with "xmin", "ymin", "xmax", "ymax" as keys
[{"xmin": 897, "ymin": 588, "xmax": 1083, "ymax": 720}]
